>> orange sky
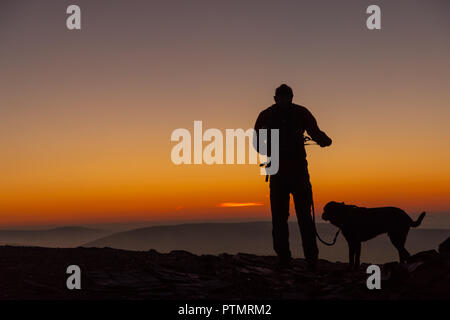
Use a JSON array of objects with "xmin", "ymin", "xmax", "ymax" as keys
[{"xmin": 0, "ymin": 0, "xmax": 449, "ymax": 227}]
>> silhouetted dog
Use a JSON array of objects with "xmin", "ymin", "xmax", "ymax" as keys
[{"xmin": 322, "ymin": 201, "xmax": 426, "ymax": 268}]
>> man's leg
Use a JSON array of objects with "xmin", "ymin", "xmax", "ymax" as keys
[
  {"xmin": 292, "ymin": 179, "xmax": 318, "ymax": 262},
  {"xmin": 269, "ymin": 179, "xmax": 291, "ymax": 263}
]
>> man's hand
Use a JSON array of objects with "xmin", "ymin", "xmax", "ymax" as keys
[{"xmin": 318, "ymin": 136, "xmax": 332, "ymax": 148}]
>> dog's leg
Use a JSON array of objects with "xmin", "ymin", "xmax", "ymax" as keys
[
  {"xmin": 400, "ymin": 248, "xmax": 410, "ymax": 263},
  {"xmin": 354, "ymin": 242, "xmax": 361, "ymax": 269},
  {"xmin": 348, "ymin": 242, "xmax": 355, "ymax": 268},
  {"xmin": 389, "ymin": 230, "xmax": 411, "ymax": 263},
  {"xmin": 399, "ymin": 229, "xmax": 411, "ymax": 263}
]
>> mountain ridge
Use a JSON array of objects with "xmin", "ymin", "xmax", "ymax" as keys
[
  {"xmin": 0, "ymin": 226, "xmax": 110, "ymax": 248},
  {"xmin": 83, "ymin": 221, "xmax": 450, "ymax": 263}
]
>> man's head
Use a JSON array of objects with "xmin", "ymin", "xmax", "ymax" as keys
[{"xmin": 274, "ymin": 84, "xmax": 293, "ymax": 104}]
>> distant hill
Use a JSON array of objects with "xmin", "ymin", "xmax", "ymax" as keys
[
  {"xmin": 0, "ymin": 226, "xmax": 111, "ymax": 248},
  {"xmin": 83, "ymin": 222, "xmax": 450, "ymax": 263}
]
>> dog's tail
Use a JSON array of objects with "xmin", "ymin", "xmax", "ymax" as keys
[{"xmin": 411, "ymin": 212, "xmax": 426, "ymax": 227}]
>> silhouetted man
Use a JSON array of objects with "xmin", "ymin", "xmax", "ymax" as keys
[{"xmin": 254, "ymin": 84, "xmax": 332, "ymax": 269}]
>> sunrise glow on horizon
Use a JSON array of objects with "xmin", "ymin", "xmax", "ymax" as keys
[{"xmin": 1, "ymin": 1, "xmax": 449, "ymax": 228}]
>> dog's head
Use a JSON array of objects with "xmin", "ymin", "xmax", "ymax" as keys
[{"xmin": 322, "ymin": 201, "xmax": 348, "ymax": 227}]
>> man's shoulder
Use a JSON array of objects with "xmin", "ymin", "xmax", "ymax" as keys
[
  {"xmin": 257, "ymin": 104, "xmax": 276, "ymax": 120},
  {"xmin": 260, "ymin": 104, "xmax": 276, "ymax": 113},
  {"xmin": 260, "ymin": 103, "xmax": 308, "ymax": 112},
  {"xmin": 258, "ymin": 103, "xmax": 311, "ymax": 119},
  {"xmin": 292, "ymin": 103, "xmax": 311, "ymax": 115}
]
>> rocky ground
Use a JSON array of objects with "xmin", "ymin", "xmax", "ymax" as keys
[{"xmin": 0, "ymin": 238, "xmax": 449, "ymax": 300}]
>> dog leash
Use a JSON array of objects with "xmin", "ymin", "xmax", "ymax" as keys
[
  {"xmin": 258, "ymin": 135, "xmax": 340, "ymax": 245},
  {"xmin": 303, "ymin": 135, "xmax": 340, "ymax": 245},
  {"xmin": 259, "ymin": 165, "xmax": 340, "ymax": 245},
  {"xmin": 310, "ymin": 186, "xmax": 340, "ymax": 246}
]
